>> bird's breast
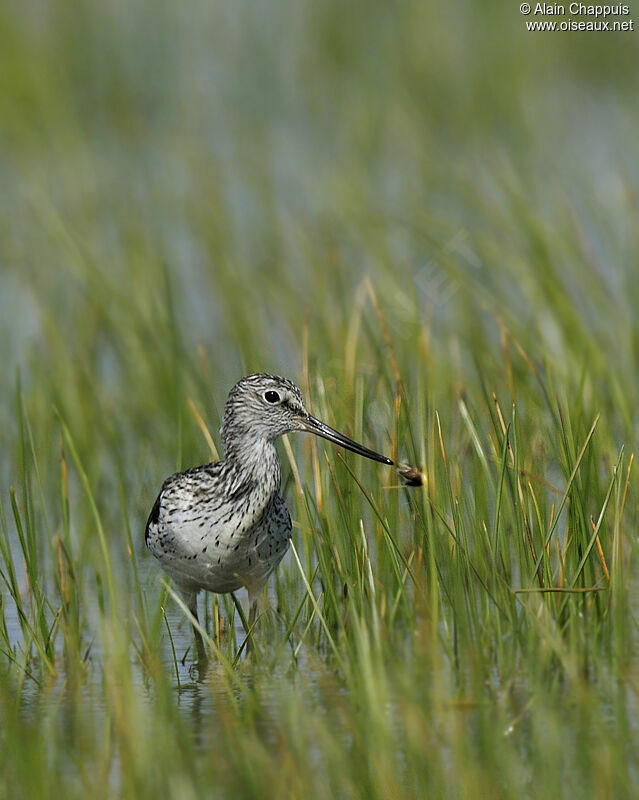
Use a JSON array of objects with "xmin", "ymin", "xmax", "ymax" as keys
[{"xmin": 147, "ymin": 482, "xmax": 292, "ymax": 595}]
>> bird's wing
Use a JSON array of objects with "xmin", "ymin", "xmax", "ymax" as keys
[{"xmin": 145, "ymin": 462, "xmax": 225, "ymax": 544}]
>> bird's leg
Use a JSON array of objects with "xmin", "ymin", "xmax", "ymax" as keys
[
  {"xmin": 245, "ymin": 590, "xmax": 263, "ymax": 656},
  {"xmin": 231, "ymin": 592, "xmax": 256, "ymax": 657},
  {"xmin": 182, "ymin": 588, "xmax": 207, "ymax": 668},
  {"xmin": 248, "ymin": 591, "xmax": 259, "ymax": 629}
]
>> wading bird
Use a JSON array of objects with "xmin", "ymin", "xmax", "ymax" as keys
[{"xmin": 146, "ymin": 373, "xmax": 393, "ymax": 658}]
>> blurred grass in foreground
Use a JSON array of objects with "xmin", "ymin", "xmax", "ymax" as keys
[{"xmin": 1, "ymin": 1, "xmax": 638, "ymax": 798}]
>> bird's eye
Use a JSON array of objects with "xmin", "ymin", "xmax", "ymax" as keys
[{"xmin": 264, "ymin": 390, "xmax": 281, "ymax": 404}]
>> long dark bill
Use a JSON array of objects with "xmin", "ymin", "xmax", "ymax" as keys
[{"xmin": 300, "ymin": 415, "xmax": 394, "ymax": 466}]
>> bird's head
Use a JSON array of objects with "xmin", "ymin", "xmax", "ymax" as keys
[{"xmin": 221, "ymin": 373, "xmax": 393, "ymax": 465}]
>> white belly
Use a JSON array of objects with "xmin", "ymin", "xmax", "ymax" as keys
[{"xmin": 147, "ymin": 493, "xmax": 292, "ymax": 596}]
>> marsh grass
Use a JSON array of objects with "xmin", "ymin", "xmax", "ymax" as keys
[{"xmin": 1, "ymin": 1, "xmax": 638, "ymax": 798}]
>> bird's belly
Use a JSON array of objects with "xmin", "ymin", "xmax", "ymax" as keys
[{"xmin": 148, "ymin": 509, "xmax": 291, "ymax": 595}]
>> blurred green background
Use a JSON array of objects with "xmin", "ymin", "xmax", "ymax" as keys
[
  {"xmin": 1, "ymin": 0, "xmax": 637, "ymax": 483},
  {"xmin": 1, "ymin": 1, "xmax": 638, "ymax": 798}
]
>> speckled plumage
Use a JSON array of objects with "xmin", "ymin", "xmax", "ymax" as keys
[
  {"xmin": 145, "ymin": 373, "xmax": 393, "ymax": 653},
  {"xmin": 146, "ymin": 444, "xmax": 291, "ymax": 598}
]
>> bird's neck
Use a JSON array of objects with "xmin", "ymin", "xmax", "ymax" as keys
[{"xmin": 223, "ymin": 436, "xmax": 281, "ymax": 500}]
